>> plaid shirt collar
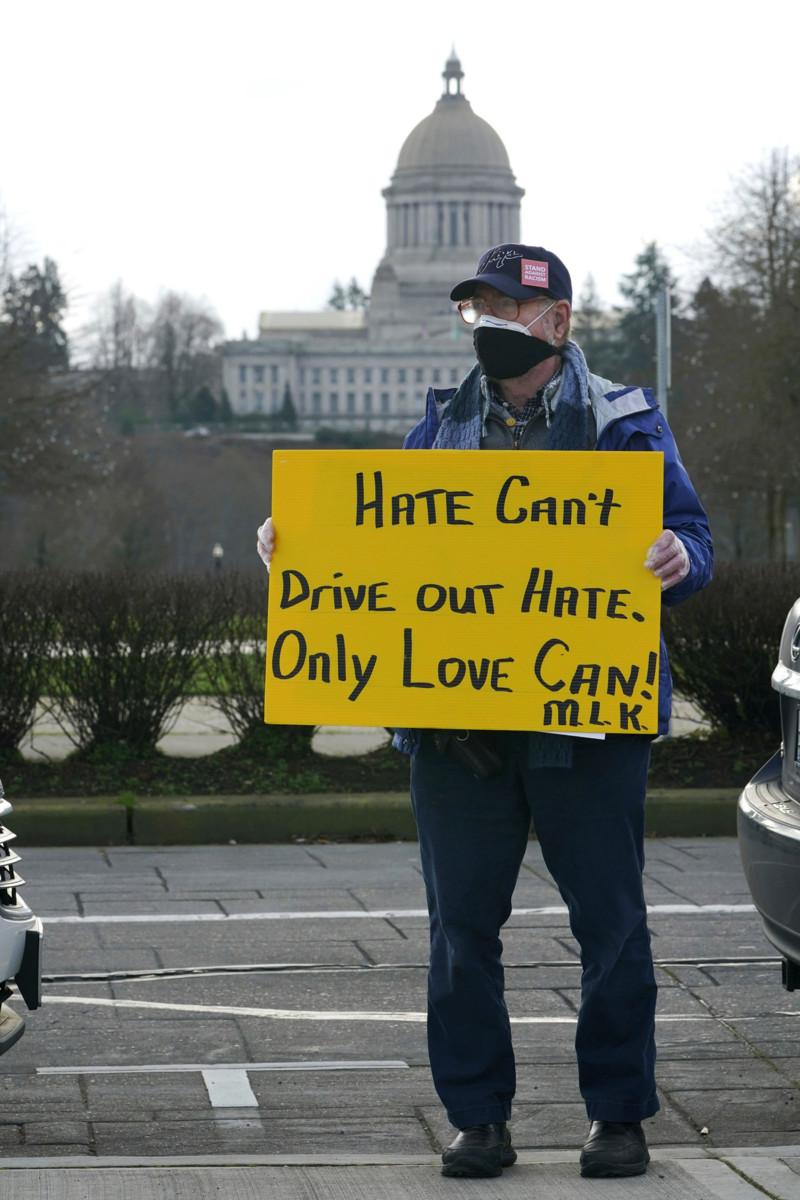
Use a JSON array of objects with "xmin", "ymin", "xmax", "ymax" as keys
[{"xmin": 480, "ymin": 366, "xmax": 563, "ymax": 430}]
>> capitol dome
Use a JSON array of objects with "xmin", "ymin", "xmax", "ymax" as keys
[
  {"xmin": 395, "ymin": 53, "xmax": 513, "ymax": 175},
  {"xmin": 396, "ymin": 96, "xmax": 510, "ymax": 174},
  {"xmin": 369, "ymin": 53, "xmax": 524, "ymax": 343}
]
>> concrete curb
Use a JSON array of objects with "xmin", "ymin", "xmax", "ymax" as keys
[{"xmin": 7, "ymin": 787, "xmax": 742, "ymax": 846}]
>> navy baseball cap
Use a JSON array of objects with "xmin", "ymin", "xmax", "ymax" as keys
[{"xmin": 450, "ymin": 243, "xmax": 572, "ymax": 305}]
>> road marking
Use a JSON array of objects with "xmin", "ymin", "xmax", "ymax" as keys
[
  {"xmin": 42, "ymin": 902, "xmax": 758, "ymax": 925},
  {"xmin": 39, "ymin": 995, "xmax": 762, "ymax": 1023},
  {"xmin": 200, "ymin": 1069, "xmax": 258, "ymax": 1108},
  {"xmin": 38, "ymin": 1059, "xmax": 409, "ymax": 1074}
]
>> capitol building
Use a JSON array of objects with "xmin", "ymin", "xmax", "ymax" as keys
[{"xmin": 222, "ymin": 55, "xmax": 525, "ymax": 433}]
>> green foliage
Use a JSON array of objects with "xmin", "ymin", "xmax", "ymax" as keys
[
  {"xmin": 46, "ymin": 569, "xmax": 226, "ymax": 753},
  {"xmin": 572, "ymin": 275, "xmax": 618, "ymax": 380},
  {"xmin": 279, "ymin": 382, "xmax": 298, "ymax": 430},
  {"xmin": 219, "ymin": 388, "xmax": 234, "ymax": 423},
  {"xmin": 327, "ymin": 277, "xmax": 369, "ymax": 311},
  {"xmin": 0, "ymin": 570, "xmax": 55, "ymax": 751},
  {"xmin": 184, "ymin": 384, "xmax": 218, "ymax": 424},
  {"xmin": 201, "ymin": 568, "xmax": 313, "ymax": 758},
  {"xmin": 611, "ymin": 242, "xmax": 679, "ymax": 386},
  {"xmin": 0, "ymin": 256, "xmax": 69, "ymax": 370}
]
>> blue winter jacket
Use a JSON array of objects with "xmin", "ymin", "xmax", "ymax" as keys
[{"xmin": 390, "ymin": 369, "xmax": 714, "ymax": 756}]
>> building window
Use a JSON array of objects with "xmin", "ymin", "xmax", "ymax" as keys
[
  {"xmin": 415, "ymin": 367, "xmax": 423, "ymax": 383},
  {"xmin": 329, "ymin": 392, "xmax": 339, "ymax": 414},
  {"xmin": 299, "ymin": 367, "xmax": 306, "ymax": 384},
  {"xmin": 449, "ymin": 203, "xmax": 458, "ymax": 246},
  {"xmin": 254, "ymin": 389, "xmax": 264, "ymax": 411},
  {"xmin": 463, "ymin": 202, "xmax": 471, "ymax": 245},
  {"xmin": 330, "ymin": 367, "xmax": 338, "ymax": 384},
  {"xmin": 254, "ymin": 365, "xmax": 264, "ymax": 384},
  {"xmin": 239, "ymin": 364, "xmax": 247, "ymax": 383},
  {"xmin": 437, "ymin": 202, "xmax": 444, "ymax": 245},
  {"xmin": 380, "ymin": 392, "xmax": 390, "ymax": 413},
  {"xmin": 432, "ymin": 368, "xmax": 441, "ymax": 383},
  {"xmin": 271, "ymin": 364, "xmax": 279, "ymax": 383},
  {"xmin": 346, "ymin": 367, "xmax": 355, "ymax": 384},
  {"xmin": 398, "ymin": 367, "xmax": 406, "ymax": 383},
  {"xmin": 450, "ymin": 368, "xmax": 459, "ymax": 383},
  {"xmin": 346, "ymin": 391, "xmax": 356, "ymax": 413},
  {"xmin": 380, "ymin": 367, "xmax": 389, "ymax": 384},
  {"xmin": 312, "ymin": 392, "xmax": 321, "ymax": 414},
  {"xmin": 397, "ymin": 390, "xmax": 407, "ymax": 409},
  {"xmin": 364, "ymin": 367, "xmax": 372, "ymax": 383},
  {"xmin": 364, "ymin": 392, "xmax": 372, "ymax": 413},
  {"xmin": 312, "ymin": 367, "xmax": 321, "ymax": 385}
]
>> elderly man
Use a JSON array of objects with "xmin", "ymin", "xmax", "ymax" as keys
[{"xmin": 257, "ymin": 243, "xmax": 713, "ymax": 1181}]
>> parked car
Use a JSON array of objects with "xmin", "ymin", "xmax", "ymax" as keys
[
  {"xmin": 738, "ymin": 597, "xmax": 800, "ymax": 990},
  {"xmin": 0, "ymin": 779, "xmax": 42, "ymax": 1052}
]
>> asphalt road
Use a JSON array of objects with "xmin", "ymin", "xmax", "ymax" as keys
[{"xmin": 2, "ymin": 836, "xmax": 800, "ymax": 1197}]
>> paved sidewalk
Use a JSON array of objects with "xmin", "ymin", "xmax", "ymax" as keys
[
  {"xmin": 19, "ymin": 696, "xmax": 710, "ymax": 761},
  {"xmin": 2, "ymin": 837, "xmax": 799, "ymax": 1194},
  {"xmin": 1, "ymin": 1147, "xmax": 799, "ymax": 1197}
]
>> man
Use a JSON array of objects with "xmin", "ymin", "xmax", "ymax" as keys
[{"xmin": 257, "ymin": 243, "xmax": 713, "ymax": 1181}]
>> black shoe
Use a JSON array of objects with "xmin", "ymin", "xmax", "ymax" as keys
[
  {"xmin": 441, "ymin": 1121, "xmax": 517, "ymax": 1178},
  {"xmin": 580, "ymin": 1120, "xmax": 649, "ymax": 1178}
]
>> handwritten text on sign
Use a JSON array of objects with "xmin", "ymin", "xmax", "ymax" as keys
[{"xmin": 264, "ymin": 450, "xmax": 664, "ymax": 734}]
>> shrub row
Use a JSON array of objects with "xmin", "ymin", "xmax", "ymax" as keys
[
  {"xmin": 0, "ymin": 568, "xmax": 312, "ymax": 762},
  {"xmin": 1, "ymin": 562, "xmax": 798, "ymax": 765},
  {"xmin": 663, "ymin": 560, "xmax": 800, "ymax": 740}
]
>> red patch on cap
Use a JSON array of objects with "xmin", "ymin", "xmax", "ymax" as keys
[{"xmin": 521, "ymin": 259, "xmax": 549, "ymax": 288}]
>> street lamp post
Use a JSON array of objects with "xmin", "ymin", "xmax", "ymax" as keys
[{"xmin": 212, "ymin": 543, "xmax": 224, "ymax": 572}]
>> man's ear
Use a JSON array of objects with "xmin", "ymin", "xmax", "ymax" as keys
[{"xmin": 554, "ymin": 301, "xmax": 572, "ymax": 344}]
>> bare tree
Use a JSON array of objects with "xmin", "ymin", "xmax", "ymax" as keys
[
  {"xmin": 710, "ymin": 148, "xmax": 800, "ymax": 310},
  {"xmin": 676, "ymin": 149, "xmax": 800, "ymax": 560},
  {"xmin": 88, "ymin": 280, "xmax": 153, "ymax": 370},
  {"xmin": 148, "ymin": 290, "xmax": 223, "ymax": 418}
]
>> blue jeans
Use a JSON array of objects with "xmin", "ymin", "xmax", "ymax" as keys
[{"xmin": 410, "ymin": 728, "xmax": 659, "ymax": 1129}]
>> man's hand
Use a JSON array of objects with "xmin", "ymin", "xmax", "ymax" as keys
[
  {"xmin": 257, "ymin": 516, "xmax": 275, "ymax": 572},
  {"xmin": 644, "ymin": 529, "xmax": 690, "ymax": 591}
]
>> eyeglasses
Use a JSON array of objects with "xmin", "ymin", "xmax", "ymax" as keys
[{"xmin": 457, "ymin": 294, "xmax": 549, "ymax": 325}]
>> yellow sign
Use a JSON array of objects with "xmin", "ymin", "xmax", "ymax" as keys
[{"xmin": 265, "ymin": 449, "xmax": 664, "ymax": 735}]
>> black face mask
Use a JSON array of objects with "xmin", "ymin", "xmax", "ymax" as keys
[{"xmin": 473, "ymin": 326, "xmax": 562, "ymax": 380}]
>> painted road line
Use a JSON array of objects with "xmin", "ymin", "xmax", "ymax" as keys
[
  {"xmin": 200, "ymin": 1069, "xmax": 258, "ymax": 1108},
  {"xmin": 38, "ymin": 1060, "xmax": 410, "ymax": 1074},
  {"xmin": 41, "ymin": 902, "xmax": 758, "ymax": 925},
  {"xmin": 38, "ymin": 995, "xmax": 776, "ymax": 1023}
]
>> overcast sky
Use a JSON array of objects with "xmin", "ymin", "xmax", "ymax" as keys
[{"xmin": 2, "ymin": 0, "xmax": 798, "ymax": 349}]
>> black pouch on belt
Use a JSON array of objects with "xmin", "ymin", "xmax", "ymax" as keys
[{"xmin": 430, "ymin": 728, "xmax": 504, "ymax": 779}]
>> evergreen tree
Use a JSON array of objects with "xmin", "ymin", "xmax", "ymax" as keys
[
  {"xmin": 572, "ymin": 274, "xmax": 618, "ymax": 379},
  {"xmin": 345, "ymin": 277, "xmax": 369, "ymax": 309},
  {"xmin": 186, "ymin": 384, "xmax": 217, "ymax": 424},
  {"xmin": 1, "ymin": 256, "xmax": 69, "ymax": 370},
  {"xmin": 611, "ymin": 242, "xmax": 678, "ymax": 386},
  {"xmin": 327, "ymin": 280, "xmax": 347, "ymax": 310},
  {"xmin": 219, "ymin": 388, "xmax": 234, "ymax": 423},
  {"xmin": 279, "ymin": 382, "xmax": 298, "ymax": 430}
]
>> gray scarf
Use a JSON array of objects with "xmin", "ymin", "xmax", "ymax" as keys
[{"xmin": 431, "ymin": 340, "xmax": 596, "ymax": 769}]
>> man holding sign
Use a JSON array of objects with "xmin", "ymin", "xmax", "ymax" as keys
[{"xmin": 256, "ymin": 243, "xmax": 713, "ymax": 1180}]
